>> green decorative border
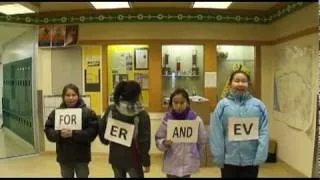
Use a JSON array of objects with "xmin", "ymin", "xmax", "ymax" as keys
[{"xmin": 0, "ymin": 2, "xmax": 311, "ymax": 25}]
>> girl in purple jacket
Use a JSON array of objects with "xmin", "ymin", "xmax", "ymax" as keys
[{"xmin": 155, "ymin": 88, "xmax": 208, "ymax": 178}]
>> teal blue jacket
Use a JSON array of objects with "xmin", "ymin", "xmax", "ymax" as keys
[{"xmin": 209, "ymin": 91, "xmax": 269, "ymax": 167}]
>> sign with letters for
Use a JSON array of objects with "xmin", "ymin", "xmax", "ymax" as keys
[
  {"xmin": 228, "ymin": 117, "xmax": 259, "ymax": 141},
  {"xmin": 104, "ymin": 118, "xmax": 135, "ymax": 147},
  {"xmin": 167, "ymin": 119, "xmax": 200, "ymax": 143},
  {"xmin": 55, "ymin": 108, "xmax": 82, "ymax": 130}
]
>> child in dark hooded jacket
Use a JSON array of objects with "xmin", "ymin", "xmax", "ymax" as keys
[
  {"xmin": 99, "ymin": 80, "xmax": 151, "ymax": 178},
  {"xmin": 44, "ymin": 83, "xmax": 98, "ymax": 178}
]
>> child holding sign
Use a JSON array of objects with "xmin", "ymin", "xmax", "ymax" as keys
[
  {"xmin": 98, "ymin": 81, "xmax": 151, "ymax": 178},
  {"xmin": 44, "ymin": 84, "xmax": 98, "ymax": 178},
  {"xmin": 209, "ymin": 67, "xmax": 269, "ymax": 178},
  {"xmin": 155, "ymin": 88, "xmax": 207, "ymax": 178}
]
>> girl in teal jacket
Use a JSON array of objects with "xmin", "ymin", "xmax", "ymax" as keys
[{"xmin": 209, "ymin": 68, "xmax": 269, "ymax": 178}]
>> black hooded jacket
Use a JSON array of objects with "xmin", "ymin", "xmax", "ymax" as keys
[
  {"xmin": 99, "ymin": 104, "xmax": 151, "ymax": 168},
  {"xmin": 44, "ymin": 99, "xmax": 98, "ymax": 163}
]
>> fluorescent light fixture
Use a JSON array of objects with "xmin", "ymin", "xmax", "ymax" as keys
[
  {"xmin": 193, "ymin": 2, "xmax": 232, "ymax": 9},
  {"xmin": 90, "ymin": 2, "xmax": 130, "ymax": 9},
  {"xmin": 0, "ymin": 3, "xmax": 35, "ymax": 15}
]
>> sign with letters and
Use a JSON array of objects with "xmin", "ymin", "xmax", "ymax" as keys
[
  {"xmin": 167, "ymin": 119, "xmax": 200, "ymax": 143},
  {"xmin": 228, "ymin": 117, "xmax": 259, "ymax": 141},
  {"xmin": 55, "ymin": 108, "xmax": 82, "ymax": 130},
  {"xmin": 104, "ymin": 118, "xmax": 135, "ymax": 147}
]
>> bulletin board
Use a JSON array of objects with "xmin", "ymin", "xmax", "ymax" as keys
[{"xmin": 107, "ymin": 45, "xmax": 149, "ymax": 107}]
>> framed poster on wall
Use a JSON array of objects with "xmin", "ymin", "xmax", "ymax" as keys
[
  {"xmin": 38, "ymin": 25, "xmax": 52, "ymax": 47},
  {"xmin": 64, "ymin": 25, "xmax": 79, "ymax": 47},
  {"xmin": 38, "ymin": 24, "xmax": 79, "ymax": 48},
  {"xmin": 52, "ymin": 24, "xmax": 66, "ymax": 47},
  {"xmin": 134, "ymin": 48, "xmax": 149, "ymax": 70}
]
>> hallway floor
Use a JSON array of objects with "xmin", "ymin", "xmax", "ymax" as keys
[
  {"xmin": 0, "ymin": 153, "xmax": 306, "ymax": 178},
  {"xmin": 0, "ymin": 128, "xmax": 35, "ymax": 159}
]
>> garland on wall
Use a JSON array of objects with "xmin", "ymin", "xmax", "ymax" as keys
[{"xmin": 0, "ymin": 2, "xmax": 310, "ymax": 25}]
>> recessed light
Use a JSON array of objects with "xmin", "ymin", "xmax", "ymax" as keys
[
  {"xmin": 0, "ymin": 3, "xmax": 35, "ymax": 15},
  {"xmin": 193, "ymin": 2, "xmax": 232, "ymax": 9},
  {"xmin": 90, "ymin": 2, "xmax": 130, "ymax": 9}
]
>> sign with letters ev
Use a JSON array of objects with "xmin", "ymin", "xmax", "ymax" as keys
[
  {"xmin": 167, "ymin": 119, "xmax": 200, "ymax": 143},
  {"xmin": 104, "ymin": 118, "xmax": 135, "ymax": 147},
  {"xmin": 55, "ymin": 108, "xmax": 82, "ymax": 130},
  {"xmin": 228, "ymin": 117, "xmax": 259, "ymax": 141}
]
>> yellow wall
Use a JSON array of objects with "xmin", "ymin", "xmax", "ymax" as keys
[
  {"xmin": 107, "ymin": 45, "xmax": 149, "ymax": 107},
  {"xmin": 81, "ymin": 46, "xmax": 103, "ymax": 115}
]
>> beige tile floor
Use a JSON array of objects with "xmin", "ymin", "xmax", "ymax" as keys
[
  {"xmin": 0, "ymin": 128, "xmax": 35, "ymax": 159},
  {"xmin": 0, "ymin": 126, "xmax": 307, "ymax": 178},
  {"xmin": 0, "ymin": 152, "xmax": 306, "ymax": 178}
]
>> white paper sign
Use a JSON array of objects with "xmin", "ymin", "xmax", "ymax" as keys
[
  {"xmin": 228, "ymin": 117, "xmax": 259, "ymax": 141},
  {"xmin": 167, "ymin": 119, "xmax": 200, "ymax": 143},
  {"xmin": 104, "ymin": 118, "xmax": 135, "ymax": 147},
  {"xmin": 205, "ymin": 72, "xmax": 217, "ymax": 88},
  {"xmin": 55, "ymin": 108, "xmax": 82, "ymax": 130}
]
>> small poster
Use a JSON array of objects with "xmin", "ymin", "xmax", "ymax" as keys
[
  {"xmin": 64, "ymin": 25, "xmax": 79, "ymax": 47},
  {"xmin": 87, "ymin": 56, "xmax": 100, "ymax": 67},
  {"xmin": 134, "ymin": 73, "xmax": 149, "ymax": 89},
  {"xmin": 86, "ymin": 68, "xmax": 99, "ymax": 84},
  {"xmin": 205, "ymin": 72, "xmax": 217, "ymax": 88},
  {"xmin": 52, "ymin": 24, "xmax": 66, "ymax": 47},
  {"xmin": 126, "ymin": 53, "xmax": 133, "ymax": 71},
  {"xmin": 134, "ymin": 48, "xmax": 149, "ymax": 70},
  {"xmin": 38, "ymin": 24, "xmax": 78, "ymax": 48},
  {"xmin": 38, "ymin": 25, "xmax": 52, "ymax": 47}
]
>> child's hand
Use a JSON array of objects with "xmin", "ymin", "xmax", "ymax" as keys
[
  {"xmin": 61, "ymin": 128, "xmax": 72, "ymax": 138},
  {"xmin": 143, "ymin": 166, "xmax": 150, "ymax": 173},
  {"xmin": 163, "ymin": 140, "xmax": 173, "ymax": 148}
]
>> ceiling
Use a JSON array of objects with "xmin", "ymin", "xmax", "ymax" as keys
[
  {"xmin": 37, "ymin": 2, "xmax": 279, "ymax": 11},
  {"xmin": 0, "ymin": 2, "xmax": 283, "ymax": 16},
  {"xmin": 0, "ymin": 2, "xmax": 292, "ymax": 49}
]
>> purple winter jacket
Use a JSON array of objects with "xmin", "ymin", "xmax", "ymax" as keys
[{"xmin": 155, "ymin": 109, "xmax": 208, "ymax": 177}]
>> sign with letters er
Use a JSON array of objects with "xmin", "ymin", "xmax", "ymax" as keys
[
  {"xmin": 228, "ymin": 117, "xmax": 259, "ymax": 141},
  {"xmin": 167, "ymin": 119, "xmax": 200, "ymax": 143},
  {"xmin": 55, "ymin": 108, "xmax": 82, "ymax": 130},
  {"xmin": 104, "ymin": 118, "xmax": 135, "ymax": 147}
]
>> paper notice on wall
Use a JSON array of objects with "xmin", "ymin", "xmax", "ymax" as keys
[
  {"xmin": 87, "ymin": 56, "xmax": 100, "ymax": 67},
  {"xmin": 205, "ymin": 72, "xmax": 217, "ymax": 88},
  {"xmin": 86, "ymin": 68, "xmax": 99, "ymax": 84}
]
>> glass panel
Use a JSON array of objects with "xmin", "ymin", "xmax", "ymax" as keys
[
  {"xmin": 216, "ymin": 45, "xmax": 256, "ymax": 100},
  {"xmin": 161, "ymin": 45, "xmax": 204, "ymax": 105},
  {"xmin": 0, "ymin": 23, "xmax": 37, "ymax": 159}
]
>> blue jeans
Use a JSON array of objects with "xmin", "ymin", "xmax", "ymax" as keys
[{"xmin": 112, "ymin": 165, "xmax": 144, "ymax": 178}]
